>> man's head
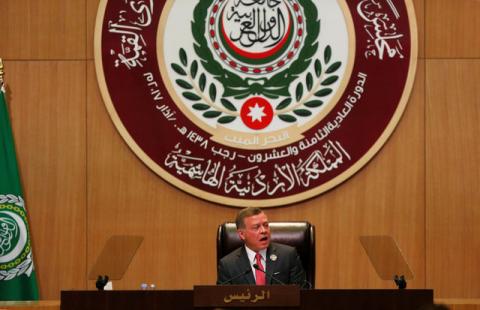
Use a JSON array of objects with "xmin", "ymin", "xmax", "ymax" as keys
[{"xmin": 236, "ymin": 207, "xmax": 271, "ymax": 252}]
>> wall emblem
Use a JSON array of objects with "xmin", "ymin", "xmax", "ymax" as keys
[{"xmin": 95, "ymin": 0, "xmax": 417, "ymax": 207}]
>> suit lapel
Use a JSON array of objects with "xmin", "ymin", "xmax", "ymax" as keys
[
  {"xmin": 238, "ymin": 246, "xmax": 255, "ymax": 285},
  {"xmin": 266, "ymin": 244, "xmax": 278, "ymax": 285}
]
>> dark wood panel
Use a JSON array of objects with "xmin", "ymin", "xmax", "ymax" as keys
[{"xmin": 60, "ymin": 289, "xmax": 433, "ymax": 310}]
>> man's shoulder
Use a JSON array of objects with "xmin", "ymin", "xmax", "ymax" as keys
[
  {"xmin": 220, "ymin": 246, "xmax": 244, "ymax": 263},
  {"xmin": 270, "ymin": 242, "xmax": 297, "ymax": 253}
]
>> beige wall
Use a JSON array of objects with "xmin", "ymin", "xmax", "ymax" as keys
[{"xmin": 0, "ymin": 0, "xmax": 479, "ymax": 303}]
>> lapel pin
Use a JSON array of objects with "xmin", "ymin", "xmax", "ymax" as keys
[{"xmin": 270, "ymin": 254, "xmax": 277, "ymax": 261}]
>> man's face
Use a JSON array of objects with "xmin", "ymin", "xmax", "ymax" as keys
[{"xmin": 238, "ymin": 212, "xmax": 271, "ymax": 252}]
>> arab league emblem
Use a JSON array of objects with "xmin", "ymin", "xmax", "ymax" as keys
[
  {"xmin": 95, "ymin": 0, "xmax": 417, "ymax": 207},
  {"xmin": 0, "ymin": 195, "xmax": 34, "ymax": 281}
]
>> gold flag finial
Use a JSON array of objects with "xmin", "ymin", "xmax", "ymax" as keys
[{"xmin": 0, "ymin": 58, "xmax": 4, "ymax": 84}]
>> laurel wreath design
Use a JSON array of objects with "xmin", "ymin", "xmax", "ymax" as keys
[
  {"xmin": 0, "ymin": 251, "xmax": 34, "ymax": 281},
  {"xmin": 172, "ymin": 48, "xmax": 239, "ymax": 124},
  {"xmin": 172, "ymin": 44, "xmax": 342, "ymax": 124},
  {"xmin": 190, "ymin": 0, "xmax": 319, "ymax": 99},
  {"xmin": 275, "ymin": 45, "xmax": 342, "ymax": 122},
  {"xmin": 0, "ymin": 194, "xmax": 25, "ymax": 209}
]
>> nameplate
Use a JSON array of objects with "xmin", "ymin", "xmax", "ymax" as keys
[{"xmin": 193, "ymin": 285, "xmax": 300, "ymax": 308}]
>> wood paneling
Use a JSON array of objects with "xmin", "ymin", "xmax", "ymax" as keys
[
  {"xmin": 87, "ymin": 0, "xmax": 99, "ymax": 60},
  {"xmin": 414, "ymin": 0, "xmax": 425, "ymax": 59},
  {"xmin": 426, "ymin": 60, "xmax": 480, "ymax": 298},
  {"xmin": 0, "ymin": 1, "xmax": 86, "ymax": 60},
  {"xmin": 282, "ymin": 60, "xmax": 425, "ymax": 290},
  {"xmin": 448, "ymin": 306, "xmax": 480, "ymax": 310},
  {"xmin": 436, "ymin": 299, "xmax": 480, "ymax": 310},
  {"xmin": 426, "ymin": 0, "xmax": 480, "ymax": 58},
  {"xmin": 4, "ymin": 61, "xmax": 87, "ymax": 299}
]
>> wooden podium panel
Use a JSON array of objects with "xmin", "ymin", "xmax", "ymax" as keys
[
  {"xmin": 301, "ymin": 289, "xmax": 433, "ymax": 310},
  {"xmin": 61, "ymin": 290, "xmax": 192, "ymax": 310},
  {"xmin": 61, "ymin": 289, "xmax": 433, "ymax": 310}
]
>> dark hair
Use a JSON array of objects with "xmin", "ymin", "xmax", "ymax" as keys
[{"xmin": 235, "ymin": 207, "xmax": 263, "ymax": 229}]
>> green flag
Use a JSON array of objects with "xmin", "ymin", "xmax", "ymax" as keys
[{"xmin": 0, "ymin": 84, "xmax": 39, "ymax": 300}]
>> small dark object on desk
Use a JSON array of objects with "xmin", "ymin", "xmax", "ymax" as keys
[
  {"xmin": 95, "ymin": 275, "xmax": 109, "ymax": 291},
  {"xmin": 394, "ymin": 275, "xmax": 407, "ymax": 289}
]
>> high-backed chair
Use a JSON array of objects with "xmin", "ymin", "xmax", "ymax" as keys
[{"xmin": 217, "ymin": 222, "xmax": 315, "ymax": 287}]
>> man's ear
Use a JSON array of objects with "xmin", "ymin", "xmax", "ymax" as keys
[{"xmin": 237, "ymin": 229, "xmax": 246, "ymax": 241}]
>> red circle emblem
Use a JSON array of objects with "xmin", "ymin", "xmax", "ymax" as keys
[{"xmin": 240, "ymin": 97, "xmax": 274, "ymax": 130}]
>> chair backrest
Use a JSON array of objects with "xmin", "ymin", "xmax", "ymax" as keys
[{"xmin": 217, "ymin": 221, "xmax": 315, "ymax": 287}]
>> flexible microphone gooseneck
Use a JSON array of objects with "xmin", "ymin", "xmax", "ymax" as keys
[
  {"xmin": 253, "ymin": 264, "xmax": 286, "ymax": 285},
  {"xmin": 253, "ymin": 264, "xmax": 312, "ymax": 288},
  {"xmin": 218, "ymin": 268, "xmax": 251, "ymax": 285}
]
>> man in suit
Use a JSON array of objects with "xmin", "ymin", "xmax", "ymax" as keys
[{"xmin": 217, "ymin": 207, "xmax": 306, "ymax": 286}]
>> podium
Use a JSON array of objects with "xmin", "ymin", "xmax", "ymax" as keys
[{"xmin": 61, "ymin": 288, "xmax": 433, "ymax": 310}]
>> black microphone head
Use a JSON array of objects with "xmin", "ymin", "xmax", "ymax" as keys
[
  {"xmin": 253, "ymin": 264, "xmax": 260, "ymax": 270},
  {"xmin": 95, "ymin": 275, "xmax": 109, "ymax": 290}
]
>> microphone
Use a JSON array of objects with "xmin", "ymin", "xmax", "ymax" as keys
[
  {"xmin": 253, "ymin": 264, "xmax": 286, "ymax": 285},
  {"xmin": 301, "ymin": 280, "xmax": 313, "ymax": 289},
  {"xmin": 394, "ymin": 275, "xmax": 407, "ymax": 289},
  {"xmin": 95, "ymin": 275, "xmax": 109, "ymax": 291},
  {"xmin": 218, "ymin": 268, "xmax": 251, "ymax": 285}
]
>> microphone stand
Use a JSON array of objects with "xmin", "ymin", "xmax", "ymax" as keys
[{"xmin": 253, "ymin": 264, "xmax": 286, "ymax": 285}]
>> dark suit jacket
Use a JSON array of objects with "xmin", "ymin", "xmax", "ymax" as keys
[{"xmin": 217, "ymin": 242, "xmax": 306, "ymax": 286}]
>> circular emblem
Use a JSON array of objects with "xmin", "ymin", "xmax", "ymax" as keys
[
  {"xmin": 95, "ymin": 0, "xmax": 417, "ymax": 206},
  {"xmin": 0, "ymin": 195, "xmax": 34, "ymax": 280}
]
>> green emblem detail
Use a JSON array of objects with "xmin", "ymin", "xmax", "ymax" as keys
[
  {"xmin": 172, "ymin": 49, "xmax": 240, "ymax": 124},
  {"xmin": 0, "ymin": 195, "xmax": 34, "ymax": 281},
  {"xmin": 0, "ymin": 212, "xmax": 21, "ymax": 257},
  {"xmin": 275, "ymin": 46, "xmax": 342, "ymax": 122}
]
